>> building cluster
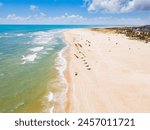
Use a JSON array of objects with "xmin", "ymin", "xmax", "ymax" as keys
[{"xmin": 115, "ymin": 25, "xmax": 150, "ymax": 43}]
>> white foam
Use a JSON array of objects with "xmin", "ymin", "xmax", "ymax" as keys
[
  {"xmin": 34, "ymin": 36, "xmax": 52, "ymax": 45},
  {"xmin": 30, "ymin": 31, "xmax": 54, "ymax": 45},
  {"xmin": 1, "ymin": 32, "xmax": 25, "ymax": 38},
  {"xmin": 49, "ymin": 106, "xmax": 54, "ymax": 113},
  {"xmin": 56, "ymin": 45, "xmax": 68, "ymax": 83},
  {"xmin": 0, "ymin": 33, "xmax": 8, "ymax": 38},
  {"xmin": 56, "ymin": 55, "xmax": 66, "ymax": 79},
  {"xmin": 16, "ymin": 33, "xmax": 24, "ymax": 36},
  {"xmin": 46, "ymin": 48, "xmax": 54, "ymax": 51},
  {"xmin": 48, "ymin": 92, "xmax": 54, "ymax": 102},
  {"xmin": 52, "ymin": 39, "xmax": 70, "ymax": 113},
  {"xmin": 0, "ymin": 35, "xmax": 10, "ymax": 38},
  {"xmin": 29, "ymin": 30, "xmax": 65, "ymax": 45},
  {"xmin": 22, "ymin": 53, "xmax": 37, "ymax": 64},
  {"xmin": 30, "ymin": 46, "xmax": 44, "ymax": 52}
]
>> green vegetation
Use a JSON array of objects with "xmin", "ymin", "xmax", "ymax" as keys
[{"xmin": 112, "ymin": 25, "xmax": 150, "ymax": 43}]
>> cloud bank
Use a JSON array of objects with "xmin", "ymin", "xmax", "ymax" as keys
[
  {"xmin": 86, "ymin": 0, "xmax": 150, "ymax": 13},
  {"xmin": 0, "ymin": 13, "xmax": 149, "ymax": 25}
]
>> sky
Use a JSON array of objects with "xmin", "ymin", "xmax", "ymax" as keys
[{"xmin": 0, "ymin": 0, "xmax": 150, "ymax": 25}]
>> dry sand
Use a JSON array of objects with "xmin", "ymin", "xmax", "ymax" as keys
[{"xmin": 64, "ymin": 29, "xmax": 150, "ymax": 113}]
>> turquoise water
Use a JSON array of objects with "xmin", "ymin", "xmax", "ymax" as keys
[{"xmin": 0, "ymin": 25, "xmax": 102, "ymax": 112}]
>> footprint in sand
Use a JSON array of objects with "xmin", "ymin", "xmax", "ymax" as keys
[
  {"xmin": 79, "ymin": 52, "xmax": 86, "ymax": 57},
  {"xmin": 74, "ymin": 54, "xmax": 79, "ymax": 59},
  {"xmin": 86, "ymin": 40, "xmax": 91, "ymax": 43},
  {"xmin": 87, "ymin": 68, "xmax": 91, "ymax": 70},
  {"xmin": 75, "ymin": 72, "xmax": 78, "ymax": 76},
  {"xmin": 85, "ymin": 64, "xmax": 91, "ymax": 70},
  {"xmin": 75, "ymin": 43, "xmax": 78, "ymax": 47},
  {"xmin": 86, "ymin": 65, "xmax": 89, "ymax": 67},
  {"xmin": 78, "ymin": 43, "xmax": 82, "ymax": 48}
]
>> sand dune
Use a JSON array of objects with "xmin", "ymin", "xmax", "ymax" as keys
[{"xmin": 64, "ymin": 29, "xmax": 150, "ymax": 113}]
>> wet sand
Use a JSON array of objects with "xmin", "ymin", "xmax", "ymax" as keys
[{"xmin": 64, "ymin": 29, "xmax": 150, "ymax": 112}]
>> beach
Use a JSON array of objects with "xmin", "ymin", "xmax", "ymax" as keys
[{"xmin": 64, "ymin": 28, "xmax": 150, "ymax": 113}]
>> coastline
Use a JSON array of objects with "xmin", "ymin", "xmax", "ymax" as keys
[
  {"xmin": 63, "ymin": 28, "xmax": 150, "ymax": 112},
  {"xmin": 64, "ymin": 44, "xmax": 72, "ymax": 112},
  {"xmin": 60, "ymin": 33, "xmax": 72, "ymax": 112},
  {"xmin": 53, "ymin": 33, "xmax": 69, "ymax": 113}
]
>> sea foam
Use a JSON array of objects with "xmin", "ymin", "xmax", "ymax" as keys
[
  {"xmin": 22, "ymin": 54, "xmax": 37, "ymax": 64},
  {"xmin": 46, "ymin": 48, "xmax": 54, "ymax": 51},
  {"xmin": 56, "ymin": 44, "xmax": 68, "ymax": 83},
  {"xmin": 30, "ymin": 31, "xmax": 54, "ymax": 45},
  {"xmin": 49, "ymin": 106, "xmax": 54, "ymax": 113},
  {"xmin": 16, "ymin": 33, "xmax": 24, "ymax": 36},
  {"xmin": 30, "ymin": 47, "xmax": 44, "ymax": 52},
  {"xmin": 29, "ymin": 30, "xmax": 65, "ymax": 45},
  {"xmin": 48, "ymin": 92, "xmax": 54, "ymax": 102}
]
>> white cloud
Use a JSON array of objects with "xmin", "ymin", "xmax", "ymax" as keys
[
  {"xmin": 63, "ymin": 13, "xmax": 83, "ymax": 19},
  {"xmin": 39, "ymin": 12, "xmax": 46, "ymax": 17},
  {"xmin": 0, "ymin": 13, "xmax": 149, "ymax": 25},
  {"xmin": 51, "ymin": 13, "xmax": 84, "ymax": 24},
  {"xmin": 6, "ymin": 14, "xmax": 26, "ymax": 21},
  {"xmin": 87, "ymin": 0, "xmax": 150, "ymax": 13},
  {"xmin": 30, "ymin": 5, "xmax": 38, "ymax": 11}
]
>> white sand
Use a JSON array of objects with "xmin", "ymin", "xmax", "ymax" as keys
[{"xmin": 64, "ymin": 29, "xmax": 150, "ymax": 112}]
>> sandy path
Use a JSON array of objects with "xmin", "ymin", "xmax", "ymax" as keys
[{"xmin": 64, "ymin": 29, "xmax": 150, "ymax": 112}]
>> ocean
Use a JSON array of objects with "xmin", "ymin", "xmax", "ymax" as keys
[{"xmin": 0, "ymin": 25, "xmax": 101, "ymax": 113}]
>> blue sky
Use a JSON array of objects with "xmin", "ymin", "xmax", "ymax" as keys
[
  {"xmin": 0, "ymin": 0, "xmax": 87, "ymax": 17},
  {"xmin": 0, "ymin": 0, "xmax": 150, "ymax": 25}
]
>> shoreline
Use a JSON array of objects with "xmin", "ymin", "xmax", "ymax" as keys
[
  {"xmin": 64, "ymin": 46, "xmax": 72, "ymax": 112},
  {"xmin": 61, "ymin": 33, "xmax": 72, "ymax": 112},
  {"xmin": 53, "ymin": 34, "xmax": 69, "ymax": 112},
  {"xmin": 63, "ymin": 28, "xmax": 150, "ymax": 112}
]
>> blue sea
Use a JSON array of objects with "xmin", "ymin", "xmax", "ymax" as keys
[{"xmin": 0, "ymin": 25, "xmax": 102, "ymax": 112}]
